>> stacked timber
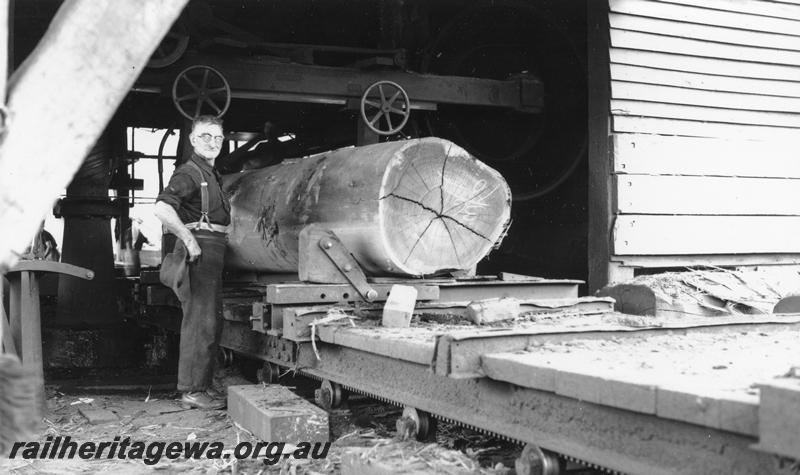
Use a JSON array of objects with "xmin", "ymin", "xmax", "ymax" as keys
[{"xmin": 223, "ymin": 138, "xmax": 512, "ymax": 276}]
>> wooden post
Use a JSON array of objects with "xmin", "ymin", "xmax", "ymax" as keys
[
  {"xmin": 587, "ymin": 0, "xmax": 614, "ymax": 292},
  {"xmin": 0, "ymin": 0, "xmax": 189, "ymax": 272}
]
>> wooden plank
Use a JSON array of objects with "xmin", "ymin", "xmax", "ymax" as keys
[
  {"xmin": 609, "ymin": 12, "xmax": 800, "ymax": 50},
  {"xmin": 613, "ymin": 215, "xmax": 800, "ymax": 255},
  {"xmin": 443, "ymin": 317, "xmax": 800, "ymax": 378},
  {"xmin": 660, "ymin": 0, "xmax": 800, "ymax": 21},
  {"xmin": 0, "ymin": 0, "xmax": 189, "ymax": 270},
  {"xmin": 481, "ymin": 351, "xmax": 558, "ymax": 392},
  {"xmin": 610, "ymin": 0, "xmax": 800, "ymax": 36},
  {"xmin": 612, "ymin": 81, "xmax": 800, "ymax": 114},
  {"xmin": 613, "ymin": 254, "xmax": 800, "ymax": 268},
  {"xmin": 482, "ymin": 352, "xmax": 658, "ymax": 414},
  {"xmin": 477, "ymin": 325, "xmax": 798, "ymax": 436},
  {"xmin": 611, "ymin": 64, "xmax": 800, "ymax": 98},
  {"xmin": 587, "ymin": 0, "xmax": 614, "ymax": 292},
  {"xmin": 613, "ymin": 133, "xmax": 800, "ymax": 177},
  {"xmin": 656, "ymin": 385, "xmax": 722, "ymax": 430},
  {"xmin": 616, "ymin": 175, "xmax": 800, "ymax": 215},
  {"xmin": 611, "ymin": 99, "xmax": 800, "ymax": 128},
  {"xmin": 719, "ymin": 393, "xmax": 759, "ymax": 436},
  {"xmin": 611, "ymin": 30, "xmax": 800, "ymax": 66},
  {"xmin": 660, "ymin": 385, "xmax": 759, "ymax": 436},
  {"xmin": 610, "ymin": 48, "xmax": 800, "ymax": 80},
  {"xmin": 315, "ymin": 325, "xmax": 436, "ymax": 365},
  {"xmin": 613, "ymin": 116, "xmax": 800, "ymax": 140}
]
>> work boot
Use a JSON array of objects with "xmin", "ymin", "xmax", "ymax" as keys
[
  {"xmin": 181, "ymin": 391, "xmax": 226, "ymax": 410},
  {"xmin": 206, "ymin": 387, "xmax": 226, "ymax": 400}
]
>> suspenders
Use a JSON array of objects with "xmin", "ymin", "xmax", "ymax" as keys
[{"xmin": 186, "ymin": 161, "xmax": 212, "ymax": 230}]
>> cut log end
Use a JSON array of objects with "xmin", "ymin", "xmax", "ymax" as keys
[{"xmin": 380, "ymin": 139, "xmax": 512, "ymax": 275}]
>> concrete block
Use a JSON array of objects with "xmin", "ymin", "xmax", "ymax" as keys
[
  {"xmin": 228, "ymin": 385, "xmax": 328, "ymax": 443},
  {"xmin": 757, "ymin": 378, "xmax": 800, "ymax": 457},
  {"xmin": 382, "ymin": 285, "xmax": 417, "ymax": 328},
  {"xmin": 78, "ymin": 407, "xmax": 118, "ymax": 425},
  {"xmin": 465, "ymin": 297, "xmax": 520, "ymax": 324}
]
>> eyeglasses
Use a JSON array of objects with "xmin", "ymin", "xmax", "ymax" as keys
[{"xmin": 198, "ymin": 133, "xmax": 225, "ymax": 144}]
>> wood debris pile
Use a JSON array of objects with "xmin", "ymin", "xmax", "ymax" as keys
[{"xmin": 599, "ymin": 268, "xmax": 800, "ymax": 317}]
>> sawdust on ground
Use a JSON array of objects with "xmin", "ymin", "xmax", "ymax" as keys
[{"xmin": 0, "ymin": 384, "xmax": 517, "ymax": 474}]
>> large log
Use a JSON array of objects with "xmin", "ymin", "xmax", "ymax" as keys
[
  {"xmin": 0, "ymin": 0, "xmax": 189, "ymax": 272},
  {"xmin": 224, "ymin": 138, "xmax": 511, "ymax": 276}
]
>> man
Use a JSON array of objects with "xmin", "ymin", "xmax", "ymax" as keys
[
  {"xmin": 154, "ymin": 115, "xmax": 231, "ymax": 410},
  {"xmin": 22, "ymin": 223, "xmax": 60, "ymax": 261}
]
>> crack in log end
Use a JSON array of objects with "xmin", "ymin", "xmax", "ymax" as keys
[
  {"xmin": 403, "ymin": 218, "xmax": 436, "ymax": 265},
  {"xmin": 440, "ymin": 218, "xmax": 463, "ymax": 268},
  {"xmin": 439, "ymin": 144, "xmax": 452, "ymax": 215},
  {"xmin": 385, "ymin": 192, "xmax": 493, "ymax": 243},
  {"xmin": 440, "ymin": 214, "xmax": 491, "ymax": 242}
]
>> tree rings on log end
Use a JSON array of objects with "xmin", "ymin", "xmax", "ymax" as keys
[{"xmin": 379, "ymin": 138, "xmax": 511, "ymax": 276}]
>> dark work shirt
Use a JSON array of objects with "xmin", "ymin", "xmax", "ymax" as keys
[{"xmin": 156, "ymin": 153, "xmax": 231, "ymax": 226}]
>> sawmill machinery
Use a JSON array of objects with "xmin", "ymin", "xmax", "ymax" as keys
[{"xmin": 11, "ymin": 0, "xmax": 587, "ymax": 332}]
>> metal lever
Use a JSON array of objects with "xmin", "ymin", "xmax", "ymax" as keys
[{"xmin": 317, "ymin": 233, "xmax": 378, "ymax": 302}]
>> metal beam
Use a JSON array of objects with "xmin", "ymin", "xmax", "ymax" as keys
[{"xmin": 134, "ymin": 54, "xmax": 543, "ymax": 112}]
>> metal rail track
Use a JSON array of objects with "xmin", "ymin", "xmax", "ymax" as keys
[{"xmin": 302, "ymin": 370, "xmax": 618, "ymax": 474}]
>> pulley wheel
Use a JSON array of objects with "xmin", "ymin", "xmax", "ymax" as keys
[
  {"xmin": 360, "ymin": 80, "xmax": 411, "ymax": 135},
  {"xmin": 172, "ymin": 65, "xmax": 231, "ymax": 120},
  {"xmin": 147, "ymin": 23, "xmax": 189, "ymax": 69}
]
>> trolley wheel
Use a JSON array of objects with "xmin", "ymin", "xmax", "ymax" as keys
[
  {"xmin": 515, "ymin": 444, "xmax": 564, "ymax": 475},
  {"xmin": 256, "ymin": 362, "xmax": 281, "ymax": 384},
  {"xmin": 315, "ymin": 379, "xmax": 347, "ymax": 409},
  {"xmin": 396, "ymin": 406, "xmax": 437, "ymax": 442}
]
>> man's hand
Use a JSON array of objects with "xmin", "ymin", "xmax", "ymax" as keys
[
  {"xmin": 154, "ymin": 201, "xmax": 203, "ymax": 261},
  {"xmin": 185, "ymin": 235, "xmax": 202, "ymax": 262}
]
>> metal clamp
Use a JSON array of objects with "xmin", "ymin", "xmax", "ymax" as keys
[{"xmin": 317, "ymin": 233, "xmax": 378, "ymax": 302}]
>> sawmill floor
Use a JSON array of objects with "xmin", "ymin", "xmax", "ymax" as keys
[{"xmin": 0, "ymin": 373, "xmax": 546, "ymax": 474}]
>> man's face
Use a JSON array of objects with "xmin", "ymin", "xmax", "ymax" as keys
[{"xmin": 189, "ymin": 122, "xmax": 224, "ymax": 163}]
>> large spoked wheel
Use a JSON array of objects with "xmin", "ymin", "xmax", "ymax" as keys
[
  {"xmin": 172, "ymin": 65, "xmax": 231, "ymax": 120},
  {"xmin": 360, "ymin": 80, "xmax": 411, "ymax": 135}
]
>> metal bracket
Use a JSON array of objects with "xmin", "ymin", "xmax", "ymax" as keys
[{"xmin": 298, "ymin": 225, "xmax": 378, "ymax": 302}]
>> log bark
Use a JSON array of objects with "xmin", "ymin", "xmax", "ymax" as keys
[
  {"xmin": 0, "ymin": 0, "xmax": 189, "ymax": 272},
  {"xmin": 224, "ymin": 137, "xmax": 512, "ymax": 276}
]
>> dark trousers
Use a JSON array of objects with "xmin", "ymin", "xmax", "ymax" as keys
[{"xmin": 168, "ymin": 230, "xmax": 227, "ymax": 392}]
